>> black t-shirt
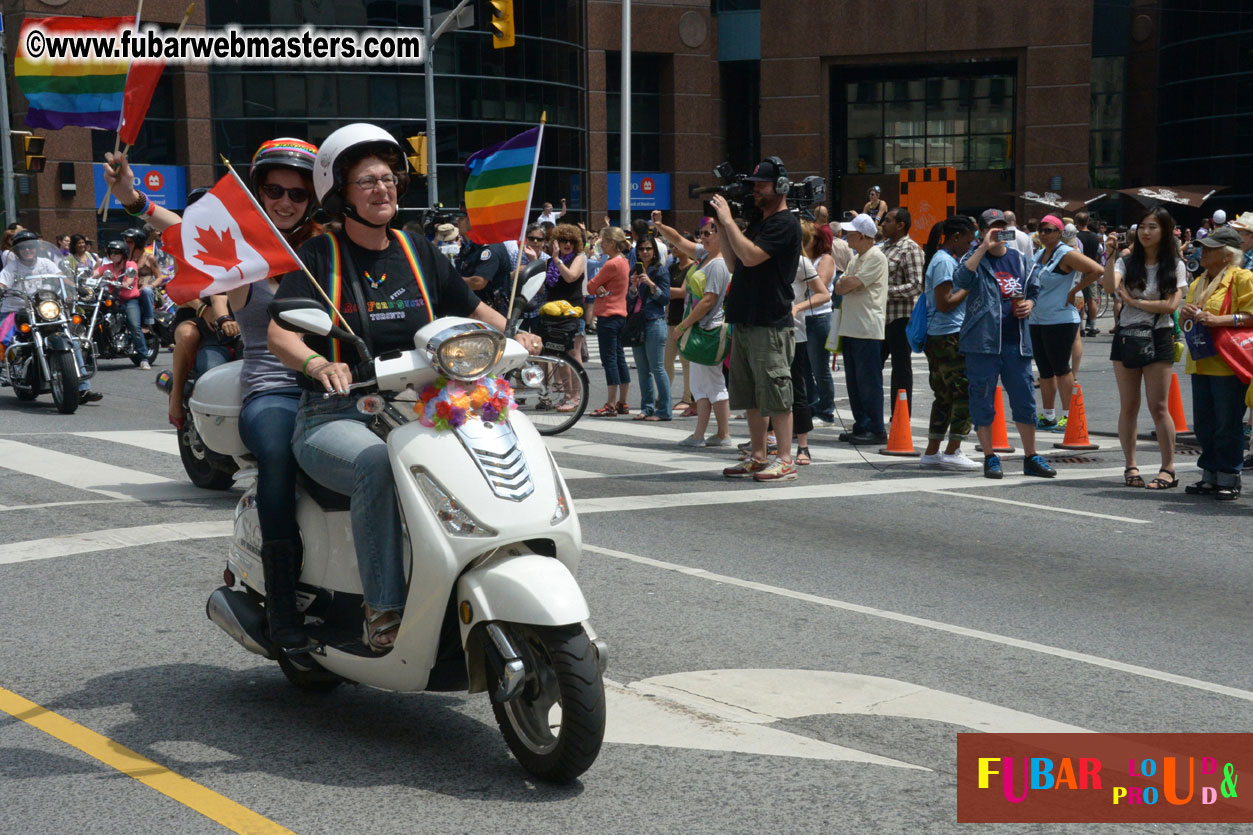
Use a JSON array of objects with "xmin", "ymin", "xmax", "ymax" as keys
[
  {"xmin": 275, "ymin": 230, "xmax": 480, "ymax": 380},
  {"xmin": 544, "ymin": 256, "xmax": 586, "ymax": 307},
  {"xmin": 724, "ymin": 210, "xmax": 802, "ymax": 328},
  {"xmin": 459, "ymin": 241, "xmax": 512, "ymax": 307},
  {"xmin": 1076, "ymin": 229, "xmax": 1101, "ymax": 261}
]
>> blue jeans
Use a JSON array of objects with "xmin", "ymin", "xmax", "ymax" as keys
[
  {"xmin": 842, "ymin": 336, "xmax": 884, "ymax": 434},
  {"xmin": 631, "ymin": 318, "xmax": 670, "ymax": 417},
  {"xmin": 292, "ymin": 393, "xmax": 405, "ymax": 612},
  {"xmin": 71, "ymin": 341, "xmax": 91, "ymax": 392},
  {"xmin": 966, "ymin": 340, "xmax": 1036, "ymax": 428},
  {"xmin": 195, "ymin": 341, "xmax": 234, "ymax": 375},
  {"xmin": 138, "ymin": 286, "xmax": 155, "ymax": 326},
  {"xmin": 239, "ymin": 388, "xmax": 301, "ymax": 543},
  {"xmin": 596, "ymin": 315, "xmax": 630, "ymax": 387},
  {"xmin": 805, "ymin": 313, "xmax": 835, "ymax": 420},
  {"xmin": 1191, "ymin": 374, "xmax": 1247, "ymax": 486},
  {"xmin": 123, "ymin": 297, "xmax": 147, "ymax": 356}
]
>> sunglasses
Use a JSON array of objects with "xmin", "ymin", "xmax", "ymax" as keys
[
  {"xmin": 1038, "ymin": 225, "xmax": 1059, "ymax": 234},
  {"xmin": 527, "ymin": 235, "xmax": 545, "ymax": 242},
  {"xmin": 557, "ymin": 237, "xmax": 577, "ymax": 244},
  {"xmin": 260, "ymin": 184, "xmax": 311, "ymax": 202},
  {"xmin": 699, "ymin": 229, "xmax": 716, "ymax": 237},
  {"xmin": 637, "ymin": 246, "xmax": 654, "ymax": 252}
]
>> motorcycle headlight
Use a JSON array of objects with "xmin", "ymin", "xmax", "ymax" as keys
[
  {"xmin": 426, "ymin": 325, "xmax": 505, "ymax": 381},
  {"xmin": 410, "ymin": 467, "xmax": 498, "ymax": 537},
  {"xmin": 37, "ymin": 300, "xmax": 62, "ymax": 321}
]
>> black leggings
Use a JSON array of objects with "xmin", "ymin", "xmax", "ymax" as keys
[
  {"xmin": 880, "ymin": 317, "xmax": 913, "ymax": 415},
  {"xmin": 1029, "ymin": 322, "xmax": 1079, "ymax": 379}
]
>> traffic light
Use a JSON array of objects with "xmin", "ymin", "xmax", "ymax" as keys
[
  {"xmin": 407, "ymin": 134, "xmax": 428, "ymax": 176},
  {"xmin": 23, "ymin": 135, "xmax": 45, "ymax": 174},
  {"xmin": 490, "ymin": 0, "xmax": 514, "ymax": 49}
]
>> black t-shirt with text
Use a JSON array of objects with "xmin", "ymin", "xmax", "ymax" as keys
[
  {"xmin": 275, "ymin": 231, "xmax": 480, "ymax": 382},
  {"xmin": 723, "ymin": 210, "xmax": 802, "ymax": 328}
]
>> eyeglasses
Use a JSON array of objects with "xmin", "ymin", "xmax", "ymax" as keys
[
  {"xmin": 260, "ymin": 184, "xmax": 311, "ymax": 202},
  {"xmin": 699, "ymin": 229, "xmax": 717, "ymax": 238},
  {"xmin": 349, "ymin": 173, "xmax": 400, "ymax": 190}
]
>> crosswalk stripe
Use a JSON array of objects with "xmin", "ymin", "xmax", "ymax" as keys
[
  {"xmin": 72, "ymin": 430, "xmax": 180, "ymax": 457},
  {"xmin": 0, "ymin": 439, "xmax": 208, "ymax": 502},
  {"xmin": 0, "ymin": 521, "xmax": 233, "ymax": 565}
]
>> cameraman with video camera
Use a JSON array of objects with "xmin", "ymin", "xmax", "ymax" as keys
[{"xmin": 712, "ymin": 157, "xmax": 803, "ymax": 482}]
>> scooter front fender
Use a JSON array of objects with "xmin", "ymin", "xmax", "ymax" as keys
[{"xmin": 457, "ymin": 552, "xmax": 590, "ymax": 639}]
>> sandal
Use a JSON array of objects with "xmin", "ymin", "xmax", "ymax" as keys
[
  {"xmin": 633, "ymin": 412, "xmax": 650, "ymax": 421},
  {"xmin": 363, "ymin": 608, "xmax": 401, "ymax": 653},
  {"xmin": 644, "ymin": 415, "xmax": 670, "ymax": 422},
  {"xmin": 680, "ymin": 406, "xmax": 698, "ymax": 418},
  {"xmin": 796, "ymin": 447, "xmax": 811, "ymax": 465},
  {"xmin": 1145, "ymin": 469, "xmax": 1178, "ymax": 490},
  {"xmin": 1123, "ymin": 466, "xmax": 1145, "ymax": 488},
  {"xmin": 555, "ymin": 401, "xmax": 579, "ymax": 413},
  {"xmin": 591, "ymin": 402, "xmax": 617, "ymax": 417},
  {"xmin": 616, "ymin": 401, "xmax": 630, "ymax": 415}
]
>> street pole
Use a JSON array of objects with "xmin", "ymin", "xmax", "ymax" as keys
[
  {"xmin": 619, "ymin": 0, "xmax": 630, "ymax": 230},
  {"xmin": 423, "ymin": 0, "xmax": 439, "ymax": 209},
  {"xmin": 0, "ymin": 34, "xmax": 18, "ymax": 227}
]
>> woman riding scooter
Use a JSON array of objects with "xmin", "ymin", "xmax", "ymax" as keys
[
  {"xmin": 102, "ymin": 141, "xmax": 324, "ymax": 648},
  {"xmin": 267, "ymin": 123, "xmax": 543, "ymax": 652}
]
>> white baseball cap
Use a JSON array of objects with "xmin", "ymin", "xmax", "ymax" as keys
[
  {"xmin": 1213, "ymin": 209, "xmax": 1227, "ymax": 225},
  {"xmin": 840, "ymin": 213, "xmax": 878, "ymax": 238}
]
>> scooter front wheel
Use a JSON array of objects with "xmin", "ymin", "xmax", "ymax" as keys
[{"xmin": 490, "ymin": 623, "xmax": 605, "ymax": 783}]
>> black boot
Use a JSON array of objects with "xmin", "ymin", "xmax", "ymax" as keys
[{"xmin": 261, "ymin": 539, "xmax": 307, "ymax": 648}]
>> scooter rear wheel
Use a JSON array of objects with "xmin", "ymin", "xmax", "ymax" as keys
[{"xmin": 490, "ymin": 623, "xmax": 605, "ymax": 783}]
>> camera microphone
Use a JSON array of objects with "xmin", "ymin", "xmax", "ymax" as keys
[{"xmin": 690, "ymin": 185, "xmax": 724, "ymax": 196}]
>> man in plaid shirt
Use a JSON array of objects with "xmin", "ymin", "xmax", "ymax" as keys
[{"xmin": 880, "ymin": 207, "xmax": 925, "ymax": 415}]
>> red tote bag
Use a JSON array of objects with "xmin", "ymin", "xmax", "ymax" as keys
[{"xmin": 1214, "ymin": 277, "xmax": 1253, "ymax": 383}]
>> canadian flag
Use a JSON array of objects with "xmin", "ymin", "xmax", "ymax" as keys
[{"xmin": 162, "ymin": 169, "xmax": 303, "ymax": 305}]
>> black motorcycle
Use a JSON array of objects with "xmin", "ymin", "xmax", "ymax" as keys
[
  {"xmin": 78, "ymin": 268, "xmax": 162, "ymax": 368},
  {"xmin": 2, "ymin": 242, "xmax": 90, "ymax": 414},
  {"xmin": 156, "ymin": 336, "xmax": 242, "ymax": 490}
]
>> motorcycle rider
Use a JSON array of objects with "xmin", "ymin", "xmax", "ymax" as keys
[
  {"xmin": 94, "ymin": 240, "xmax": 151, "ymax": 369},
  {"xmin": 1, "ymin": 230, "xmax": 101, "ymax": 402},
  {"xmin": 267, "ymin": 123, "xmax": 543, "ymax": 651},
  {"xmin": 121, "ymin": 227, "xmax": 158, "ymax": 351}
]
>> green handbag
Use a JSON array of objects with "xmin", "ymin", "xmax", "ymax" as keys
[{"xmin": 678, "ymin": 321, "xmax": 731, "ymax": 366}]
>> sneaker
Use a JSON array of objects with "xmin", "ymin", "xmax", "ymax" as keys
[
  {"xmin": 723, "ymin": 459, "xmax": 769, "ymax": 478},
  {"xmin": 753, "ymin": 458, "xmax": 798, "ymax": 482},
  {"xmin": 704, "ymin": 436, "xmax": 733, "ymax": 447},
  {"xmin": 1050, "ymin": 416, "xmax": 1068, "ymax": 433},
  {"xmin": 1024, "ymin": 454, "xmax": 1057, "ymax": 478},
  {"xmin": 677, "ymin": 435, "xmax": 705, "ymax": 448},
  {"xmin": 919, "ymin": 452, "xmax": 945, "ymax": 470},
  {"xmin": 737, "ymin": 440, "xmax": 778, "ymax": 458},
  {"xmin": 1035, "ymin": 414, "xmax": 1059, "ymax": 431},
  {"xmin": 139, "ymin": 360, "xmax": 152, "ymax": 370},
  {"xmin": 939, "ymin": 450, "xmax": 982, "ymax": 472},
  {"xmin": 983, "ymin": 455, "xmax": 1003, "ymax": 480}
]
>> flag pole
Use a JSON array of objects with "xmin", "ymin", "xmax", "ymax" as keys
[
  {"xmin": 505, "ymin": 112, "xmax": 547, "ymax": 323},
  {"xmin": 218, "ymin": 155, "xmax": 357, "ymax": 337}
]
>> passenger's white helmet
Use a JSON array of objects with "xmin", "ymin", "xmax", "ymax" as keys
[{"xmin": 313, "ymin": 123, "xmax": 407, "ymax": 223}]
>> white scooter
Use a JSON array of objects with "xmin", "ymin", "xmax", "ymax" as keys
[{"xmin": 193, "ymin": 266, "xmax": 607, "ymax": 783}]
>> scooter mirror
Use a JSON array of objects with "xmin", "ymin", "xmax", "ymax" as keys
[{"xmin": 277, "ymin": 307, "xmax": 333, "ymax": 336}]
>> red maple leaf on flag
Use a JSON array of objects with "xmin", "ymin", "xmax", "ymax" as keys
[{"xmin": 193, "ymin": 226, "xmax": 243, "ymax": 273}]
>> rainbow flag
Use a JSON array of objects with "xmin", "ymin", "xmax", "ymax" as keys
[
  {"xmin": 463, "ymin": 125, "xmax": 543, "ymax": 245},
  {"xmin": 15, "ymin": 16, "xmax": 132, "ymax": 131}
]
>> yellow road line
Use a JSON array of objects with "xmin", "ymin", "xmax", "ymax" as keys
[{"xmin": 0, "ymin": 686, "xmax": 296, "ymax": 835}]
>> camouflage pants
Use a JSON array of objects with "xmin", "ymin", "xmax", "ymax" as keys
[{"xmin": 924, "ymin": 333, "xmax": 972, "ymax": 442}]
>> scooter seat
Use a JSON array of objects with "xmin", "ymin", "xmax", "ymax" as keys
[{"xmin": 297, "ymin": 471, "xmax": 351, "ymax": 511}]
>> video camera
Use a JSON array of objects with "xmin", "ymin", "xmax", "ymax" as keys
[{"xmin": 689, "ymin": 161, "xmax": 827, "ymax": 221}]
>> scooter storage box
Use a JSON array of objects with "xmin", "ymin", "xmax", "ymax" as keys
[{"xmin": 188, "ymin": 361, "xmax": 248, "ymax": 456}]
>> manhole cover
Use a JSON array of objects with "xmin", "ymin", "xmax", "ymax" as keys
[{"xmin": 1051, "ymin": 456, "xmax": 1096, "ymax": 464}]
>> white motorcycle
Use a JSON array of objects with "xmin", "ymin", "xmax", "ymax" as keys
[{"xmin": 193, "ymin": 272, "xmax": 606, "ymax": 783}]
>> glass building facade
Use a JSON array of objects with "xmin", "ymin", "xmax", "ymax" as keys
[{"xmin": 205, "ymin": 0, "xmax": 586, "ymax": 216}]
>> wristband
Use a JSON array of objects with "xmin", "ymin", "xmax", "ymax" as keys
[
  {"xmin": 302, "ymin": 354, "xmax": 325, "ymax": 376},
  {"xmin": 123, "ymin": 191, "xmax": 149, "ymax": 217},
  {"xmin": 215, "ymin": 315, "xmax": 234, "ymax": 327}
]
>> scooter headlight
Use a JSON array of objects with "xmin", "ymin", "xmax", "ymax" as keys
[
  {"xmin": 37, "ymin": 299, "xmax": 62, "ymax": 321},
  {"xmin": 411, "ymin": 467, "xmax": 498, "ymax": 537},
  {"xmin": 425, "ymin": 323, "xmax": 505, "ymax": 381}
]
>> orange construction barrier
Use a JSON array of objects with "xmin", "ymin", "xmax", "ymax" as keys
[
  {"xmin": 977, "ymin": 385, "xmax": 1016, "ymax": 454},
  {"xmin": 1056, "ymin": 383, "xmax": 1099, "ymax": 450},
  {"xmin": 1168, "ymin": 372, "xmax": 1191, "ymax": 434},
  {"xmin": 879, "ymin": 389, "xmax": 920, "ymax": 456}
]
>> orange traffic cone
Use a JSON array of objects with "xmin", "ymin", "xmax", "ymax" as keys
[
  {"xmin": 879, "ymin": 389, "xmax": 919, "ymax": 456},
  {"xmin": 1168, "ymin": 372, "xmax": 1191, "ymax": 434},
  {"xmin": 977, "ymin": 385, "xmax": 1016, "ymax": 454},
  {"xmin": 1056, "ymin": 383, "xmax": 1099, "ymax": 450}
]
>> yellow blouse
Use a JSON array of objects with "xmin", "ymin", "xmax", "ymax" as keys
[{"xmin": 1184, "ymin": 266, "xmax": 1253, "ymax": 377}]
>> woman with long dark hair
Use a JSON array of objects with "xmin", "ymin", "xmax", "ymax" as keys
[{"xmin": 1100, "ymin": 206, "xmax": 1188, "ymax": 489}]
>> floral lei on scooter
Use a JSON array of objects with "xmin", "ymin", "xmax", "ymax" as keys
[{"xmin": 415, "ymin": 375, "xmax": 517, "ymax": 430}]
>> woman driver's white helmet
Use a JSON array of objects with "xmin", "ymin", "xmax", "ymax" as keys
[{"xmin": 313, "ymin": 123, "xmax": 407, "ymax": 226}]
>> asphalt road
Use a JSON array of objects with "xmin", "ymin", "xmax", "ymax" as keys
[{"xmin": 1, "ymin": 324, "xmax": 1250, "ymax": 835}]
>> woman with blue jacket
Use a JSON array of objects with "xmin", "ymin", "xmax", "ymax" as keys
[
  {"xmin": 953, "ymin": 209, "xmax": 1057, "ymax": 480},
  {"xmin": 1028, "ymin": 214, "xmax": 1103, "ymax": 431}
]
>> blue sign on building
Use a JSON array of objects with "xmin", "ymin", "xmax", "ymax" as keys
[
  {"xmin": 94, "ymin": 163, "xmax": 188, "ymax": 211},
  {"xmin": 607, "ymin": 173, "xmax": 672, "ymax": 211}
]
